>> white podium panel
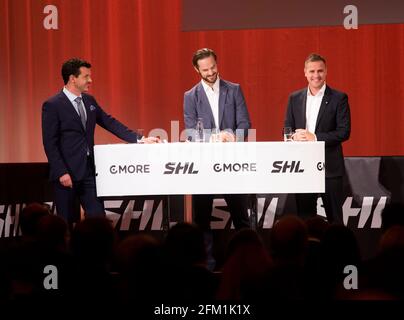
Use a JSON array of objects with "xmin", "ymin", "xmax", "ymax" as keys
[{"xmin": 94, "ymin": 141, "xmax": 325, "ymax": 196}]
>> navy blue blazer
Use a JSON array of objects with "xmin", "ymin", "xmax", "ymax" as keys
[
  {"xmin": 42, "ymin": 91, "xmax": 138, "ymax": 181},
  {"xmin": 184, "ymin": 79, "xmax": 251, "ymax": 140},
  {"xmin": 284, "ymin": 85, "xmax": 351, "ymax": 178}
]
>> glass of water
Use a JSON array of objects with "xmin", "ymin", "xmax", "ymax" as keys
[
  {"xmin": 210, "ymin": 128, "xmax": 221, "ymax": 143},
  {"xmin": 283, "ymin": 127, "xmax": 293, "ymax": 142},
  {"xmin": 195, "ymin": 118, "xmax": 205, "ymax": 142},
  {"xmin": 137, "ymin": 129, "xmax": 144, "ymax": 143}
]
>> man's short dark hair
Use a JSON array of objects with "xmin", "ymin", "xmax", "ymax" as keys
[
  {"xmin": 304, "ymin": 53, "xmax": 326, "ymax": 67},
  {"xmin": 192, "ymin": 48, "xmax": 217, "ymax": 69},
  {"xmin": 20, "ymin": 202, "xmax": 50, "ymax": 237},
  {"xmin": 61, "ymin": 58, "xmax": 91, "ymax": 85}
]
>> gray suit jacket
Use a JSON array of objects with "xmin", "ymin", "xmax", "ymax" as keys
[{"xmin": 184, "ymin": 79, "xmax": 251, "ymax": 141}]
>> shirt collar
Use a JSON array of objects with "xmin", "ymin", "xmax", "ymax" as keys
[
  {"xmin": 307, "ymin": 83, "xmax": 326, "ymax": 97},
  {"xmin": 201, "ymin": 76, "xmax": 220, "ymax": 93},
  {"xmin": 63, "ymin": 87, "xmax": 82, "ymax": 103}
]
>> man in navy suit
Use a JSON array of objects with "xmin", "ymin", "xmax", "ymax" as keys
[
  {"xmin": 284, "ymin": 53, "xmax": 351, "ymax": 224},
  {"xmin": 183, "ymin": 48, "xmax": 251, "ymax": 235},
  {"xmin": 42, "ymin": 58, "xmax": 158, "ymax": 223}
]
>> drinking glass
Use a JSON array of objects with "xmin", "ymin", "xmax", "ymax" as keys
[
  {"xmin": 210, "ymin": 128, "xmax": 221, "ymax": 143},
  {"xmin": 283, "ymin": 127, "xmax": 293, "ymax": 142},
  {"xmin": 137, "ymin": 129, "xmax": 144, "ymax": 143},
  {"xmin": 195, "ymin": 118, "xmax": 205, "ymax": 143}
]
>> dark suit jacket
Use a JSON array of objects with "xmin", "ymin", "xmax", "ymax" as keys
[
  {"xmin": 184, "ymin": 79, "xmax": 251, "ymax": 139},
  {"xmin": 42, "ymin": 91, "xmax": 138, "ymax": 181},
  {"xmin": 284, "ymin": 85, "xmax": 351, "ymax": 178}
]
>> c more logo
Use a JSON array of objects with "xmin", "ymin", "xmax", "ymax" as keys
[{"xmin": 317, "ymin": 162, "xmax": 325, "ymax": 171}]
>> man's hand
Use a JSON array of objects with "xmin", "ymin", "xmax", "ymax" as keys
[
  {"xmin": 210, "ymin": 131, "xmax": 236, "ymax": 142},
  {"xmin": 220, "ymin": 131, "xmax": 236, "ymax": 142},
  {"xmin": 59, "ymin": 173, "xmax": 73, "ymax": 188},
  {"xmin": 293, "ymin": 129, "xmax": 316, "ymax": 141},
  {"xmin": 140, "ymin": 136, "xmax": 161, "ymax": 144}
]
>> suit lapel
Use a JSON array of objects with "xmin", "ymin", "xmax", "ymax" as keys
[
  {"xmin": 60, "ymin": 91, "xmax": 88, "ymax": 131},
  {"xmin": 218, "ymin": 80, "xmax": 227, "ymax": 129},
  {"xmin": 300, "ymin": 89, "xmax": 307, "ymax": 129},
  {"xmin": 315, "ymin": 86, "xmax": 331, "ymax": 132},
  {"xmin": 196, "ymin": 83, "xmax": 215, "ymax": 128},
  {"xmin": 60, "ymin": 91, "xmax": 85, "ymax": 132}
]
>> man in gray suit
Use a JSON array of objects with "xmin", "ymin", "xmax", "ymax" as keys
[{"xmin": 183, "ymin": 48, "xmax": 251, "ymax": 240}]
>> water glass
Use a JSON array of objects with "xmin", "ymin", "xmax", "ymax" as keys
[
  {"xmin": 283, "ymin": 127, "xmax": 293, "ymax": 142},
  {"xmin": 210, "ymin": 128, "xmax": 221, "ymax": 143},
  {"xmin": 137, "ymin": 129, "xmax": 144, "ymax": 143}
]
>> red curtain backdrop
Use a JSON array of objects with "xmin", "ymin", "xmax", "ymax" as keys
[{"xmin": 1, "ymin": 0, "xmax": 403, "ymax": 162}]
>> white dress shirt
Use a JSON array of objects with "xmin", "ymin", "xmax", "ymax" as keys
[
  {"xmin": 306, "ymin": 83, "xmax": 326, "ymax": 134},
  {"xmin": 63, "ymin": 87, "xmax": 87, "ymax": 120},
  {"xmin": 201, "ymin": 76, "xmax": 220, "ymax": 129}
]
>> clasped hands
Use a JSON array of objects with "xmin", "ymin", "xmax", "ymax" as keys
[
  {"xmin": 209, "ymin": 130, "xmax": 236, "ymax": 143},
  {"xmin": 292, "ymin": 129, "xmax": 316, "ymax": 141}
]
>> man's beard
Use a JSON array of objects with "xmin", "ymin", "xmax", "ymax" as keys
[{"xmin": 202, "ymin": 73, "xmax": 218, "ymax": 84}]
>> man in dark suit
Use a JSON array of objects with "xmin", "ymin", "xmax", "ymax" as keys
[
  {"xmin": 183, "ymin": 48, "xmax": 251, "ymax": 234},
  {"xmin": 42, "ymin": 58, "xmax": 158, "ymax": 223},
  {"xmin": 284, "ymin": 53, "xmax": 351, "ymax": 224}
]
